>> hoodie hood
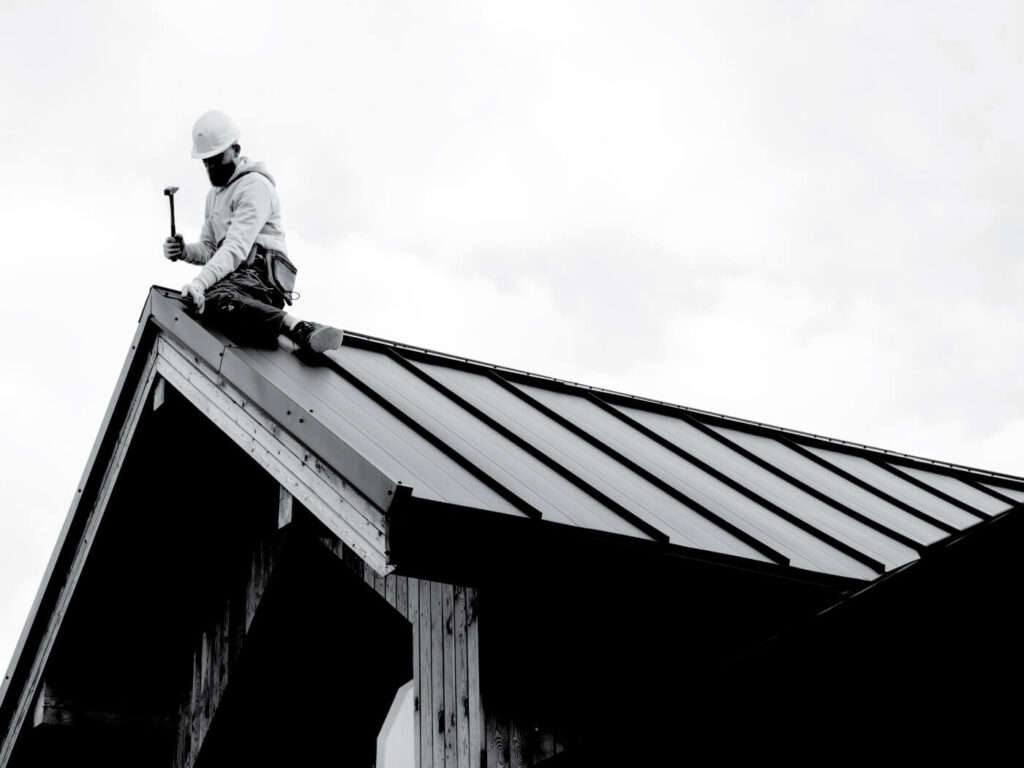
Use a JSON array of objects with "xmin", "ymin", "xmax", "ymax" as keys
[{"xmin": 228, "ymin": 156, "xmax": 276, "ymax": 187}]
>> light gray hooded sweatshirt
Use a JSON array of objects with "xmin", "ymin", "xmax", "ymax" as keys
[{"xmin": 183, "ymin": 157, "xmax": 288, "ymax": 292}]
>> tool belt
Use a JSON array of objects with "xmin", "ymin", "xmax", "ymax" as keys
[{"xmin": 246, "ymin": 243, "xmax": 299, "ymax": 305}]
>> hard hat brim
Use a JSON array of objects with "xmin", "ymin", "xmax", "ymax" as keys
[{"xmin": 191, "ymin": 138, "xmax": 237, "ymax": 160}]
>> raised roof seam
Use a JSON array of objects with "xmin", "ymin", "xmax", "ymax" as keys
[
  {"xmin": 665, "ymin": 413, "xmax": 888, "ymax": 574},
  {"xmin": 777, "ymin": 437, "xmax": 956, "ymax": 537},
  {"xmin": 376, "ymin": 348, "xmax": 580, "ymax": 518},
  {"xmin": 473, "ymin": 377, "xmax": 789, "ymax": 563},
  {"xmin": 961, "ymin": 479, "xmax": 1018, "ymax": 505},
  {"xmin": 477, "ymin": 368, "xmax": 670, "ymax": 544},
  {"xmin": 875, "ymin": 462, "xmax": 989, "ymax": 520},
  {"xmin": 320, "ymin": 352, "xmax": 546, "ymax": 521}
]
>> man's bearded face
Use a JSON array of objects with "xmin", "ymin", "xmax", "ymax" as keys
[{"xmin": 204, "ymin": 148, "xmax": 237, "ymax": 187}]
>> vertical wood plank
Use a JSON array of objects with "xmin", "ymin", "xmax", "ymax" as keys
[
  {"xmin": 431, "ymin": 581, "xmax": 445, "ymax": 768},
  {"xmin": 210, "ymin": 620, "xmax": 221, "ymax": 730},
  {"xmin": 183, "ymin": 647, "xmax": 200, "ymax": 768},
  {"xmin": 198, "ymin": 630, "xmax": 210, "ymax": 762},
  {"xmin": 420, "ymin": 579, "xmax": 434, "ymax": 768},
  {"xmin": 245, "ymin": 545, "xmax": 259, "ymax": 632},
  {"xmin": 510, "ymin": 720, "xmax": 525, "ymax": 768},
  {"xmin": 494, "ymin": 716, "xmax": 510, "ymax": 768},
  {"xmin": 443, "ymin": 584, "xmax": 457, "ymax": 768},
  {"xmin": 375, "ymin": 569, "xmax": 387, "ymax": 598},
  {"xmin": 397, "ymin": 575, "xmax": 409, "ymax": 621},
  {"xmin": 486, "ymin": 714, "xmax": 497, "ymax": 768},
  {"xmin": 538, "ymin": 731, "xmax": 555, "ymax": 762},
  {"xmin": 386, "ymin": 572, "xmax": 397, "ymax": 609},
  {"xmin": 454, "ymin": 586, "xmax": 470, "ymax": 768},
  {"xmin": 408, "ymin": 578, "xmax": 421, "ymax": 768},
  {"xmin": 466, "ymin": 589, "xmax": 482, "ymax": 768},
  {"xmin": 364, "ymin": 560, "xmax": 377, "ymax": 591}
]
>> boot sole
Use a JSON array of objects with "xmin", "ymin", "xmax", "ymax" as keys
[{"xmin": 308, "ymin": 326, "xmax": 344, "ymax": 353}]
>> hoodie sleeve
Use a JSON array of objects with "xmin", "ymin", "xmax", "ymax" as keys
[
  {"xmin": 183, "ymin": 192, "xmax": 217, "ymax": 265},
  {"xmin": 191, "ymin": 177, "xmax": 274, "ymax": 291}
]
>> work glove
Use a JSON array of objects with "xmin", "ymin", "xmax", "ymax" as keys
[
  {"xmin": 181, "ymin": 281, "xmax": 206, "ymax": 314},
  {"xmin": 163, "ymin": 234, "xmax": 185, "ymax": 261}
]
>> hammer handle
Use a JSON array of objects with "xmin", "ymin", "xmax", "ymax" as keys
[{"xmin": 168, "ymin": 197, "xmax": 177, "ymax": 237}]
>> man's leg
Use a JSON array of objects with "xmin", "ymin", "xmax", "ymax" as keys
[
  {"xmin": 203, "ymin": 270, "xmax": 286, "ymax": 348},
  {"xmin": 201, "ymin": 266, "xmax": 344, "ymax": 352}
]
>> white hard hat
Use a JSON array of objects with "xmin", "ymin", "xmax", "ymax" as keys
[{"xmin": 191, "ymin": 110, "xmax": 241, "ymax": 159}]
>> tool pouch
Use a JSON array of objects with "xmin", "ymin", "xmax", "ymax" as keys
[
  {"xmin": 246, "ymin": 244, "xmax": 300, "ymax": 305},
  {"xmin": 265, "ymin": 249, "xmax": 299, "ymax": 305}
]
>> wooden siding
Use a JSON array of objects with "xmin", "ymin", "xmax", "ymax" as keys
[
  {"xmin": 329, "ymin": 543, "xmax": 485, "ymax": 768},
  {"xmin": 329, "ymin": 540, "xmax": 571, "ymax": 767}
]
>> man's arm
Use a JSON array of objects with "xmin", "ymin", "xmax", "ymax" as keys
[
  {"xmin": 190, "ymin": 179, "xmax": 274, "ymax": 291},
  {"xmin": 182, "ymin": 202, "xmax": 218, "ymax": 265}
]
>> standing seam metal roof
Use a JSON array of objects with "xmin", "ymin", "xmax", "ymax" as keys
[{"xmin": 156, "ymin": 289, "xmax": 1024, "ymax": 583}]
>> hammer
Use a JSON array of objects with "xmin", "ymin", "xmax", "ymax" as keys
[{"xmin": 163, "ymin": 186, "xmax": 179, "ymax": 237}]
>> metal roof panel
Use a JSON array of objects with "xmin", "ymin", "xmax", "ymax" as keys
[
  {"xmin": 804, "ymin": 448, "xmax": 983, "ymax": 530},
  {"xmin": 717, "ymin": 428, "xmax": 947, "ymax": 547},
  {"xmin": 982, "ymin": 483, "xmax": 1024, "ymax": 504},
  {"xmin": 419, "ymin": 363, "xmax": 689, "ymax": 542},
  {"xmin": 238, "ymin": 346, "xmax": 518, "ymax": 512},
  {"xmin": 893, "ymin": 465, "xmax": 1011, "ymax": 516},
  {"xmin": 513, "ymin": 383, "xmax": 778, "ymax": 562},
  {"xmin": 337, "ymin": 347, "xmax": 637, "ymax": 529},
  {"xmin": 616, "ymin": 405, "xmax": 883, "ymax": 579}
]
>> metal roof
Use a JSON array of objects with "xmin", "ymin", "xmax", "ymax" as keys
[{"xmin": 138, "ymin": 288, "xmax": 1024, "ymax": 584}]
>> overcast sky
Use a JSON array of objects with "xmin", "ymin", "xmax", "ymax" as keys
[{"xmin": 3, "ymin": 0, "xmax": 1024, "ymax": 673}]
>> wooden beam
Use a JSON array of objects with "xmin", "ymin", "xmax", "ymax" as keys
[
  {"xmin": 173, "ymin": 531, "xmax": 284, "ymax": 768},
  {"xmin": 32, "ymin": 682, "xmax": 173, "ymax": 735}
]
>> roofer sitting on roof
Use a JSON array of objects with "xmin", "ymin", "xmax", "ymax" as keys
[{"xmin": 162, "ymin": 110, "xmax": 344, "ymax": 353}]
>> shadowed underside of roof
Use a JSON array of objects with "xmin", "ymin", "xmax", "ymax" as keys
[{"xmin": 137, "ymin": 288, "xmax": 1023, "ymax": 583}]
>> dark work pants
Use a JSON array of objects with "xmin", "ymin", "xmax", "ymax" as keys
[{"xmin": 203, "ymin": 258, "xmax": 286, "ymax": 349}]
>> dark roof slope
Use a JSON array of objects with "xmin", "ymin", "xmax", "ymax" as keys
[{"xmin": 146, "ymin": 287, "xmax": 1023, "ymax": 582}]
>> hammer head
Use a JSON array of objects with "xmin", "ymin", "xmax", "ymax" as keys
[{"xmin": 164, "ymin": 186, "xmax": 179, "ymax": 196}]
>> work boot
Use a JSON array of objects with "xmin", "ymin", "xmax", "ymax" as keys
[{"xmin": 287, "ymin": 320, "xmax": 344, "ymax": 353}]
